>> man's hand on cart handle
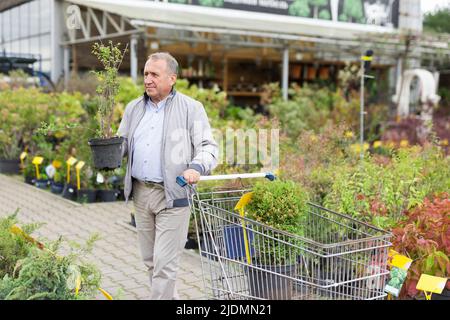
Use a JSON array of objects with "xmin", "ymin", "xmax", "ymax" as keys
[{"xmin": 182, "ymin": 169, "xmax": 201, "ymax": 185}]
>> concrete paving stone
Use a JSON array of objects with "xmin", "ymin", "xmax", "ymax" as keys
[
  {"xmin": 178, "ymin": 288, "xmax": 205, "ymax": 300},
  {"xmin": 130, "ymin": 272, "xmax": 149, "ymax": 282},
  {"xmin": 175, "ymin": 280, "xmax": 196, "ymax": 291},
  {"xmin": 99, "ymin": 279, "xmax": 118, "ymax": 289},
  {"xmin": 179, "ymin": 272, "xmax": 203, "ymax": 285},
  {"xmin": 116, "ymin": 266, "xmax": 142, "ymax": 276},
  {"xmin": 106, "ymin": 271, "xmax": 131, "ymax": 282},
  {"xmin": 130, "ymin": 286, "xmax": 151, "ymax": 299},
  {"xmin": 116, "ymin": 279, "xmax": 143, "ymax": 290}
]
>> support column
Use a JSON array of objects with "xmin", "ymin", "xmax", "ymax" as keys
[
  {"xmin": 63, "ymin": 46, "xmax": 70, "ymax": 90},
  {"xmin": 282, "ymin": 46, "xmax": 289, "ymax": 101},
  {"xmin": 50, "ymin": 0, "xmax": 65, "ymax": 85},
  {"xmin": 130, "ymin": 34, "xmax": 138, "ymax": 83}
]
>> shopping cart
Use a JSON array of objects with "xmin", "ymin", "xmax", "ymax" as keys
[{"xmin": 177, "ymin": 172, "xmax": 392, "ymax": 300}]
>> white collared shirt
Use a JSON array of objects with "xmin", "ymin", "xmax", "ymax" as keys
[{"xmin": 131, "ymin": 94, "xmax": 171, "ymax": 182}]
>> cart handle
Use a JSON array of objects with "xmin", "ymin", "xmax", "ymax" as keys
[{"xmin": 176, "ymin": 172, "xmax": 276, "ymax": 187}]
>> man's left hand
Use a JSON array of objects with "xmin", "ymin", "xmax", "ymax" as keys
[{"xmin": 183, "ymin": 169, "xmax": 201, "ymax": 185}]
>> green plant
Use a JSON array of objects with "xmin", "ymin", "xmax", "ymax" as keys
[
  {"xmin": 38, "ymin": 173, "xmax": 49, "ymax": 181},
  {"xmin": 391, "ymin": 193, "xmax": 450, "ymax": 299},
  {"xmin": 53, "ymin": 171, "xmax": 63, "ymax": 184},
  {"xmin": 339, "ymin": 0, "xmax": 364, "ymax": 23},
  {"xmin": 268, "ymin": 83, "xmax": 334, "ymax": 139},
  {"xmin": 0, "ymin": 88, "xmax": 53, "ymax": 159},
  {"xmin": 245, "ymin": 180, "xmax": 309, "ymax": 265},
  {"xmin": 324, "ymin": 145, "xmax": 450, "ymax": 229},
  {"xmin": 175, "ymin": 79, "xmax": 229, "ymax": 126},
  {"xmin": 0, "ymin": 233, "xmax": 102, "ymax": 300},
  {"xmin": 289, "ymin": 0, "xmax": 311, "ymax": 17},
  {"xmin": 198, "ymin": 0, "xmax": 223, "ymax": 7},
  {"xmin": 0, "ymin": 212, "xmax": 42, "ymax": 279},
  {"xmin": 91, "ymin": 41, "xmax": 128, "ymax": 138},
  {"xmin": 22, "ymin": 160, "xmax": 35, "ymax": 179},
  {"xmin": 7, "ymin": 69, "xmax": 30, "ymax": 89}
]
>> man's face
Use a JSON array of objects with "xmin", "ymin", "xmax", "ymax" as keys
[{"xmin": 144, "ymin": 58, "xmax": 177, "ymax": 102}]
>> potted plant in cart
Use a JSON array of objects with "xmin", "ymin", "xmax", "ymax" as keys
[
  {"xmin": 245, "ymin": 180, "xmax": 309, "ymax": 300},
  {"xmin": 88, "ymin": 41, "xmax": 128, "ymax": 170}
]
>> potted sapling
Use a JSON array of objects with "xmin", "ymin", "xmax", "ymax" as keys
[
  {"xmin": 245, "ymin": 180, "xmax": 309, "ymax": 300},
  {"xmin": 95, "ymin": 170, "xmax": 120, "ymax": 202},
  {"xmin": 76, "ymin": 167, "xmax": 97, "ymax": 204},
  {"xmin": 22, "ymin": 160, "xmax": 36, "ymax": 185},
  {"xmin": 88, "ymin": 41, "xmax": 128, "ymax": 170},
  {"xmin": 50, "ymin": 170, "xmax": 64, "ymax": 194},
  {"xmin": 34, "ymin": 171, "xmax": 49, "ymax": 189},
  {"xmin": 61, "ymin": 161, "xmax": 77, "ymax": 202}
]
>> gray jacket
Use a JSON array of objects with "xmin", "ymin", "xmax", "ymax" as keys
[{"xmin": 118, "ymin": 89, "xmax": 218, "ymax": 208}]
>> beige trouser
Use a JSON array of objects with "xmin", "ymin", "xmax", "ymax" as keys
[{"xmin": 132, "ymin": 180, "xmax": 191, "ymax": 300}]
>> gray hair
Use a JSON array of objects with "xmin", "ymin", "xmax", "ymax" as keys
[{"xmin": 147, "ymin": 52, "xmax": 179, "ymax": 76}]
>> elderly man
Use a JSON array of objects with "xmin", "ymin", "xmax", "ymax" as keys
[{"xmin": 118, "ymin": 52, "xmax": 218, "ymax": 300}]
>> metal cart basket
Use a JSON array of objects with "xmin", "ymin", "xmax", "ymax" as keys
[{"xmin": 177, "ymin": 173, "xmax": 392, "ymax": 300}]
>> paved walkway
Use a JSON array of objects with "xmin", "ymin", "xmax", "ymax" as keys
[{"xmin": 0, "ymin": 174, "xmax": 205, "ymax": 300}]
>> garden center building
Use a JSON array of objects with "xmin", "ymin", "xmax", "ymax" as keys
[{"xmin": 1, "ymin": 0, "xmax": 449, "ymax": 105}]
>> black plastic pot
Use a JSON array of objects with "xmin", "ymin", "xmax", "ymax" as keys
[
  {"xmin": 35, "ymin": 179, "xmax": 49, "ymax": 189},
  {"xmin": 88, "ymin": 137, "xmax": 124, "ymax": 170},
  {"xmin": 431, "ymin": 281, "xmax": 450, "ymax": 300},
  {"xmin": 24, "ymin": 176, "xmax": 35, "ymax": 185},
  {"xmin": 0, "ymin": 159, "xmax": 20, "ymax": 174},
  {"xmin": 50, "ymin": 182, "xmax": 65, "ymax": 194},
  {"xmin": 246, "ymin": 264, "xmax": 296, "ymax": 300},
  {"xmin": 62, "ymin": 183, "xmax": 77, "ymax": 201},
  {"xmin": 117, "ymin": 188, "xmax": 125, "ymax": 201},
  {"xmin": 185, "ymin": 233, "xmax": 199, "ymax": 250},
  {"xmin": 97, "ymin": 189, "xmax": 119, "ymax": 202},
  {"xmin": 77, "ymin": 189, "xmax": 97, "ymax": 203}
]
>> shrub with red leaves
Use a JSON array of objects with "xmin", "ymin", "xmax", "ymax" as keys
[{"xmin": 391, "ymin": 193, "xmax": 450, "ymax": 299}]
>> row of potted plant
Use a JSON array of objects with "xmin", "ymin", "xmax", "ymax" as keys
[{"xmin": 21, "ymin": 153, "xmax": 126, "ymax": 204}]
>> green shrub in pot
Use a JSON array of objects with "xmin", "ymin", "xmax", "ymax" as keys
[
  {"xmin": 246, "ymin": 180, "xmax": 309, "ymax": 238},
  {"xmin": 243, "ymin": 180, "xmax": 309, "ymax": 299}
]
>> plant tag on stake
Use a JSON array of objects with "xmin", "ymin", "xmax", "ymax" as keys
[
  {"xmin": 416, "ymin": 274, "xmax": 447, "ymax": 300},
  {"xmin": 234, "ymin": 192, "xmax": 254, "ymax": 265},
  {"xmin": 20, "ymin": 151, "xmax": 27, "ymax": 170},
  {"xmin": 45, "ymin": 165, "xmax": 56, "ymax": 179},
  {"xmin": 75, "ymin": 161, "xmax": 85, "ymax": 190},
  {"xmin": 66, "ymin": 157, "xmax": 77, "ymax": 184},
  {"xmin": 96, "ymin": 172, "xmax": 105, "ymax": 184},
  {"xmin": 32, "ymin": 156, "xmax": 44, "ymax": 179},
  {"xmin": 384, "ymin": 250, "xmax": 413, "ymax": 297}
]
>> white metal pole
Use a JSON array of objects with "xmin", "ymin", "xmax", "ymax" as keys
[
  {"xmin": 63, "ymin": 46, "xmax": 70, "ymax": 90},
  {"xmin": 282, "ymin": 46, "xmax": 289, "ymax": 101},
  {"xmin": 130, "ymin": 34, "xmax": 138, "ymax": 83},
  {"xmin": 360, "ymin": 58, "xmax": 365, "ymax": 160}
]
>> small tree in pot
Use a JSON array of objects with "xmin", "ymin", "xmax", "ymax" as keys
[
  {"xmin": 88, "ymin": 41, "xmax": 128, "ymax": 170},
  {"xmin": 245, "ymin": 180, "xmax": 309, "ymax": 300}
]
